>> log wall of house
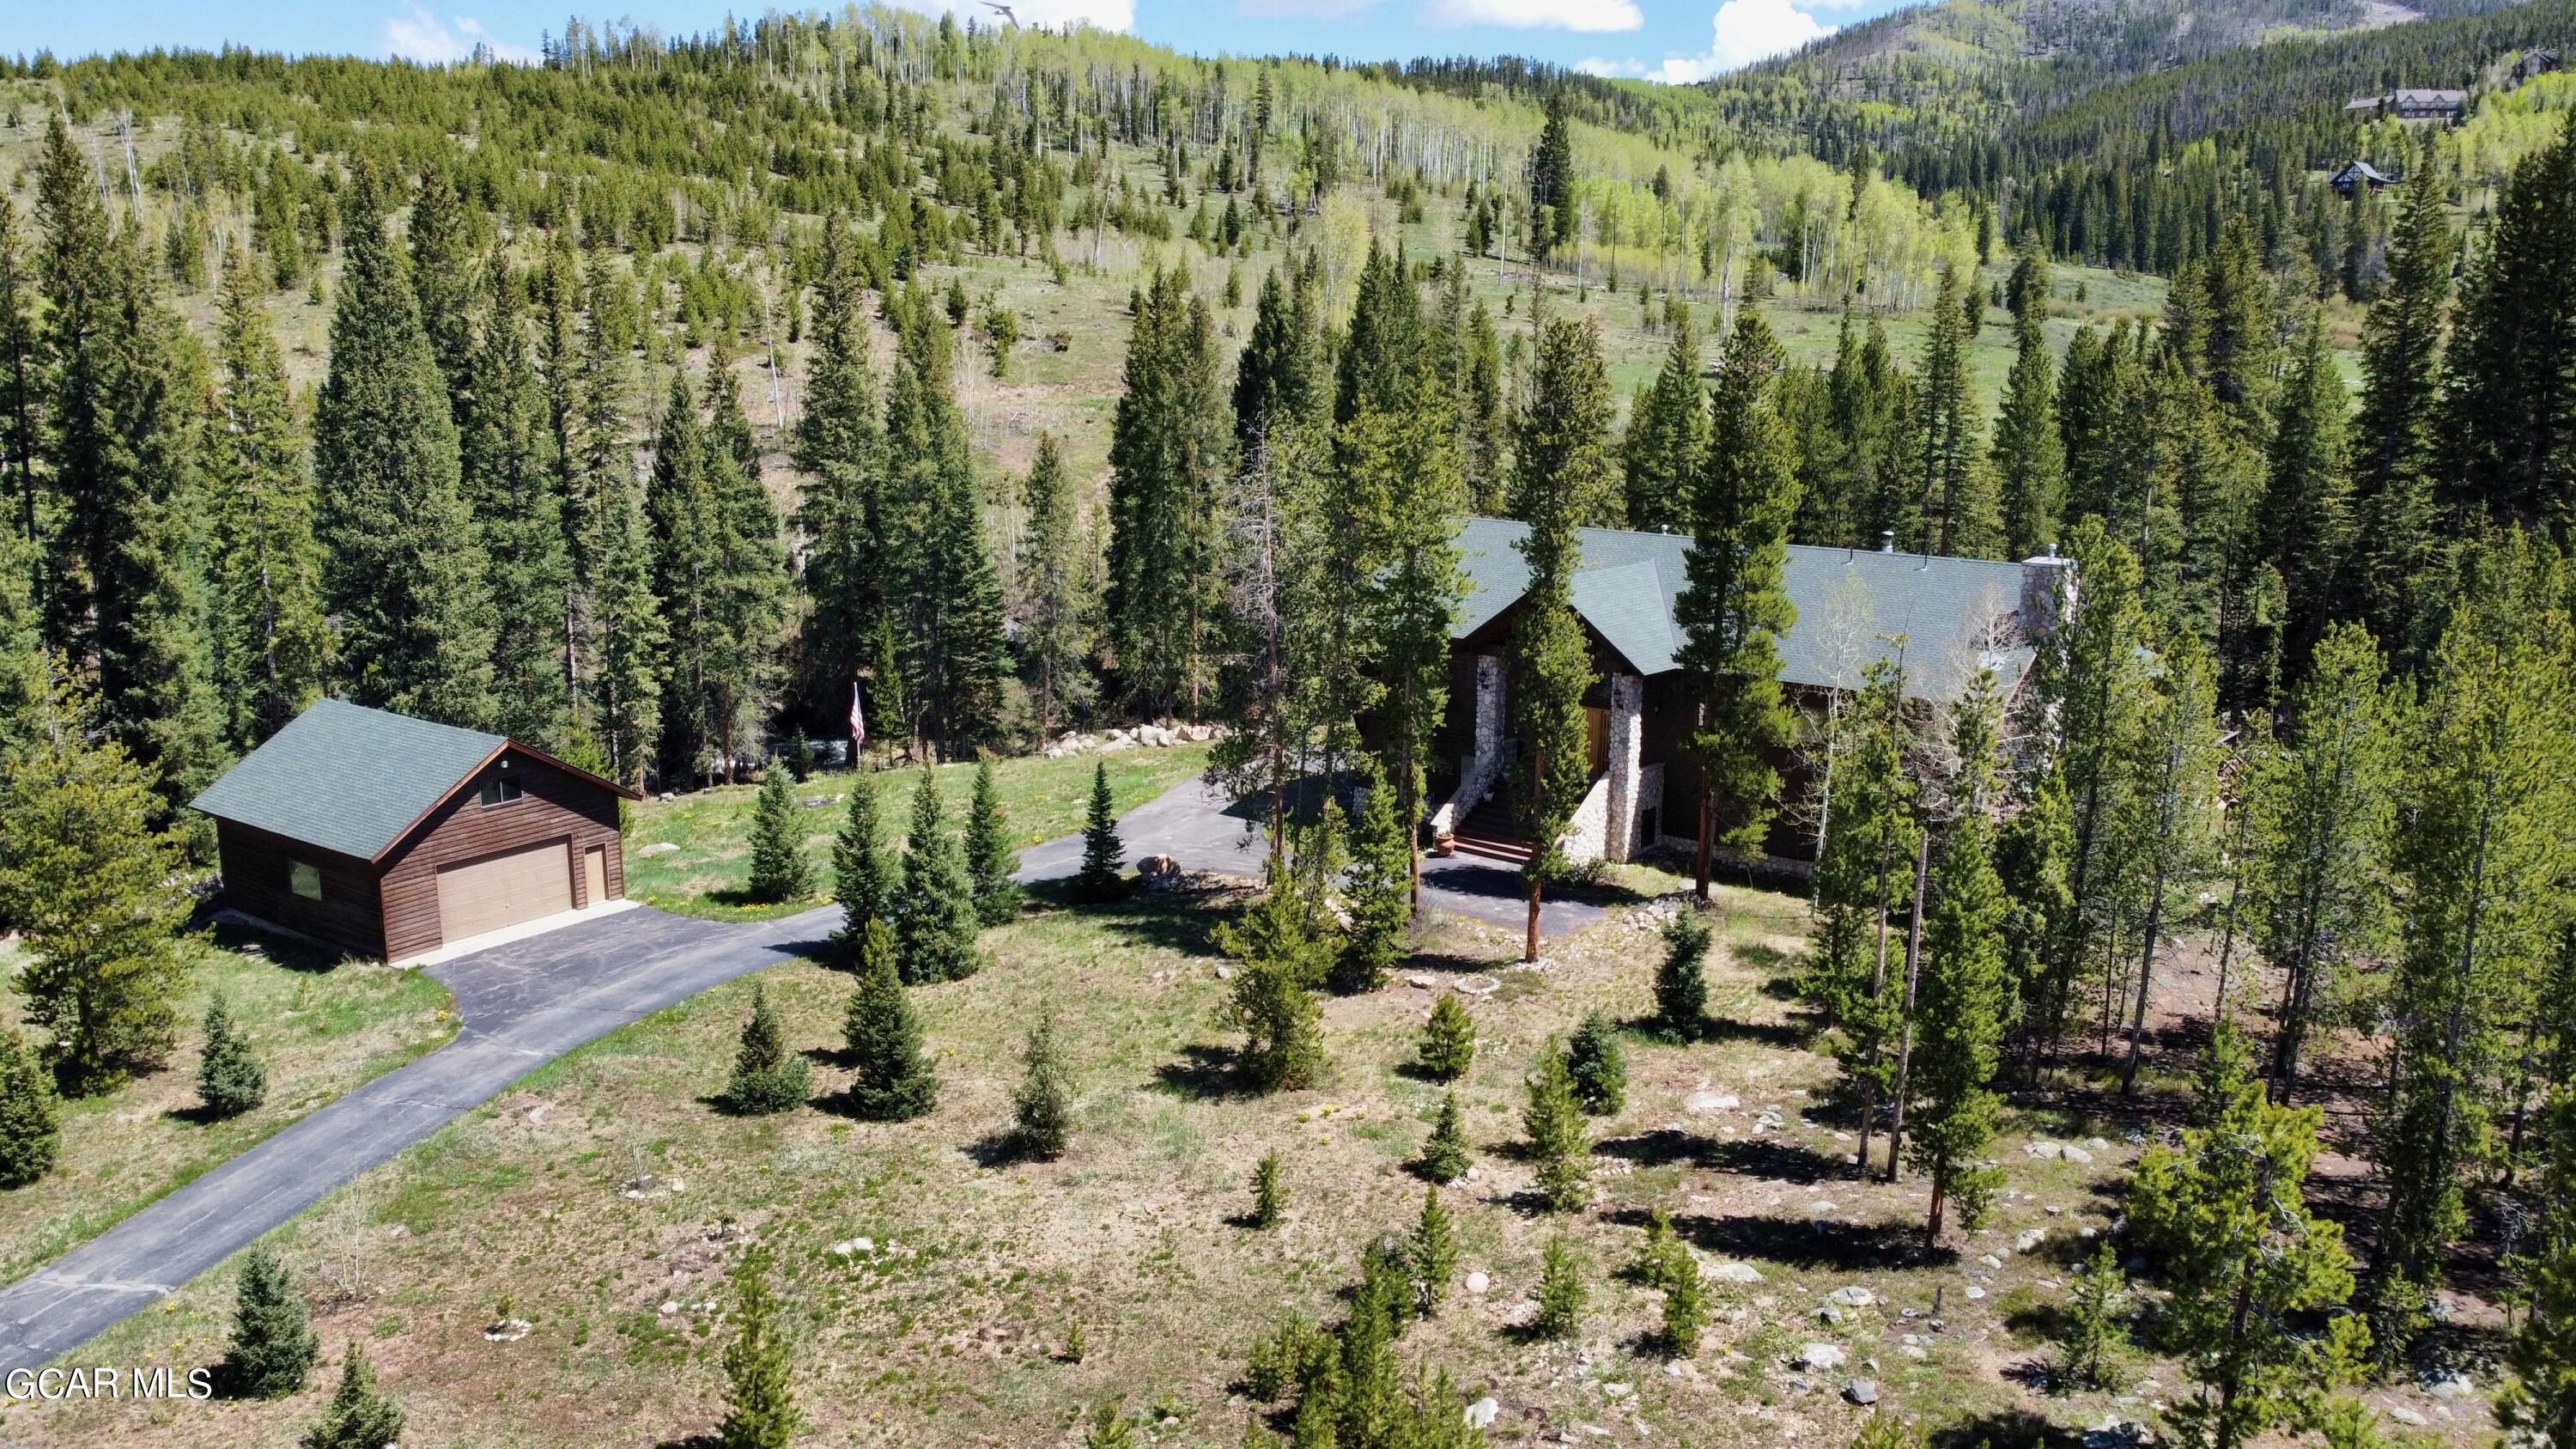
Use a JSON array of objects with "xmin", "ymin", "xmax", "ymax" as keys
[
  {"xmin": 214, "ymin": 822, "xmax": 386, "ymax": 959},
  {"xmin": 376, "ymin": 755, "xmax": 625, "ymax": 962}
]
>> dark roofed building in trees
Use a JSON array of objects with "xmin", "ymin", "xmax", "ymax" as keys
[
  {"xmin": 1425, "ymin": 519, "xmax": 2069, "ymax": 869},
  {"xmin": 191, "ymin": 701, "xmax": 639, "ymax": 963}
]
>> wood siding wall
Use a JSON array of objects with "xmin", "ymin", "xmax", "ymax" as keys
[
  {"xmin": 377, "ymin": 754, "xmax": 625, "ymax": 962},
  {"xmin": 214, "ymin": 821, "xmax": 386, "ymax": 959}
]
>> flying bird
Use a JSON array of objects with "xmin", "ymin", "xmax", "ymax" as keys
[{"xmin": 981, "ymin": 2, "xmax": 1018, "ymax": 25}]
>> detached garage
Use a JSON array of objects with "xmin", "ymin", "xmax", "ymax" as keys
[{"xmin": 191, "ymin": 700, "xmax": 641, "ymax": 963}]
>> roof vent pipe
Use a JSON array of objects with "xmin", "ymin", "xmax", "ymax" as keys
[{"xmin": 1880, "ymin": 530, "xmax": 1896, "ymax": 554}]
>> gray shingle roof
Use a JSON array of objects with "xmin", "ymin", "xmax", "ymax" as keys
[
  {"xmin": 1452, "ymin": 517, "xmax": 2035, "ymax": 702},
  {"xmin": 190, "ymin": 699, "xmax": 507, "ymax": 861}
]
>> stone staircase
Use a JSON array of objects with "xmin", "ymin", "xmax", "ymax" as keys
[{"xmin": 1450, "ymin": 795, "xmax": 1533, "ymax": 868}]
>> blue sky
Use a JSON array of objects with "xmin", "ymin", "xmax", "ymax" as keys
[{"xmin": 0, "ymin": 1, "xmax": 1899, "ymax": 80}]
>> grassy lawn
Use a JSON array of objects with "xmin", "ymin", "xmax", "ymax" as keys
[
  {"xmin": 35, "ymin": 870, "xmax": 2270, "ymax": 1449},
  {"xmin": 0, "ymin": 921, "xmax": 456, "ymax": 1285},
  {"xmin": 623, "ymin": 742, "xmax": 1214, "ymax": 922}
]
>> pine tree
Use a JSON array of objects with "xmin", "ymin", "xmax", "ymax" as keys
[
  {"xmin": 1233, "ymin": 266, "xmax": 1321, "ymax": 455},
  {"xmin": 2114, "ymin": 629, "xmax": 2226, "ymax": 1092},
  {"xmin": 1528, "ymin": 94, "xmax": 1577, "ymax": 260},
  {"xmin": 1622, "ymin": 307, "xmax": 1709, "ymax": 533},
  {"xmin": 1085, "ymin": 1403, "xmax": 1138, "ymax": 1449},
  {"xmin": 2500, "ymin": 1090, "xmax": 2576, "ymax": 1443},
  {"xmin": 196, "ymin": 993, "xmax": 268, "ymax": 1119},
  {"xmin": 2379, "ymin": 581, "xmax": 2575, "ymax": 1334},
  {"xmin": 793, "ymin": 215, "xmax": 886, "ymax": 729},
  {"xmin": 2054, "ymin": 1243, "xmax": 2131, "ymax": 1392},
  {"xmin": 745, "ymin": 769, "xmax": 813, "ymax": 904},
  {"xmin": 717, "ymin": 1245, "xmax": 800, "ymax": 1449},
  {"xmin": 311, "ymin": 163, "xmax": 494, "ymax": 727},
  {"xmin": 30, "ymin": 116, "xmax": 118, "ymax": 664},
  {"xmin": 2437, "ymin": 108, "xmax": 2576, "ymax": 540},
  {"xmin": 647, "ymin": 371, "xmax": 726, "ymax": 779},
  {"xmin": 1218, "ymin": 861, "xmax": 1331, "ymax": 1093},
  {"xmin": 724, "ymin": 983, "xmax": 810, "ymax": 1115},
  {"xmin": 207, "ymin": 245, "xmax": 330, "ymax": 748},
  {"xmin": 222, "ymin": 1246, "xmax": 317, "ymax": 1398},
  {"xmin": 1013, "ymin": 1008, "xmax": 1075, "ymax": 1159},
  {"xmin": 831, "ymin": 775, "xmax": 892, "ymax": 962},
  {"xmin": 1533, "ymin": 1234, "xmax": 1585, "ymax": 1338},
  {"xmin": 1074, "ymin": 761, "xmax": 1126, "ymax": 902},
  {"xmin": 1523, "ymin": 1050, "xmax": 1590, "ymax": 1211},
  {"xmin": 1656, "ymin": 910, "xmax": 1711, "ymax": 1037},
  {"xmin": 404, "ymin": 162, "xmax": 475, "ymax": 407},
  {"xmin": 1815, "ymin": 655, "xmax": 1917, "ymax": 1168},
  {"xmin": 888, "ymin": 314, "xmax": 1006, "ymax": 756},
  {"xmin": 0, "ymin": 1029, "xmax": 60, "ymax": 1187},
  {"xmin": 1249, "ymin": 1151, "xmax": 1285, "ymax": 1228},
  {"xmin": 299, "ymin": 1349, "xmax": 404, "ymax": 1449},
  {"xmin": 1104, "ymin": 264, "xmax": 1230, "ymax": 716},
  {"xmin": 2128, "ymin": 1020, "xmax": 2365, "ymax": 1448},
  {"xmin": 1512, "ymin": 314, "xmax": 1620, "ymax": 530},
  {"xmin": 1564, "ymin": 1012, "xmax": 1627, "ymax": 1117},
  {"xmin": 0, "ymin": 664, "xmax": 195, "ymax": 1094},
  {"xmin": 842, "ymin": 919, "xmax": 935, "ymax": 1121},
  {"xmin": 896, "ymin": 769, "xmax": 982, "ymax": 983},
  {"xmin": 1013, "ymin": 434, "xmax": 1096, "ymax": 740},
  {"xmin": 1662, "ymin": 1246, "xmax": 1707, "ymax": 1357},
  {"xmin": 1416, "ymin": 995, "xmax": 1476, "ymax": 1081},
  {"xmin": 1914, "ymin": 263, "xmax": 1992, "ymax": 555},
  {"xmin": 0, "ymin": 195, "xmax": 35, "ymax": 612},
  {"xmin": 1509, "ymin": 317, "xmax": 1602, "ymax": 961},
  {"xmin": 2241, "ymin": 622, "xmax": 2397, "ymax": 1099},
  {"xmin": 453, "ymin": 265, "xmax": 572, "ymax": 752},
  {"xmin": 2348, "ymin": 152, "xmax": 2454, "ymax": 659},
  {"xmin": 2260, "ymin": 311, "xmax": 2353, "ymax": 683},
  {"xmin": 1679, "ymin": 310, "xmax": 1801, "ymax": 900},
  {"xmin": 1407, "ymin": 1186, "xmax": 1457, "ymax": 1318},
  {"xmin": 1418, "ymin": 1091, "xmax": 1471, "ymax": 1182},
  {"xmin": 1991, "ymin": 307, "xmax": 2064, "ymax": 559},
  {"xmin": 1905, "ymin": 670, "xmax": 2008, "ymax": 1241},
  {"xmin": 1337, "ymin": 761, "xmax": 1410, "ymax": 992},
  {"xmin": 963, "ymin": 757, "xmax": 1020, "ymax": 926}
]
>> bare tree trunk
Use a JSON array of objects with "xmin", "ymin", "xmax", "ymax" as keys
[{"xmin": 1886, "ymin": 829, "xmax": 1932, "ymax": 1182}]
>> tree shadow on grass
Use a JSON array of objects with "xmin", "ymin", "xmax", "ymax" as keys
[
  {"xmin": 1696, "ymin": 1015, "xmax": 1810, "ymax": 1050},
  {"xmin": 1700, "ymin": 1137, "xmax": 1850, "ymax": 1184},
  {"xmin": 1151, "ymin": 1043, "xmax": 1264, "ymax": 1102},
  {"xmin": 1668, "ymin": 1212, "xmax": 1956, "ymax": 1271},
  {"xmin": 1926, "ymin": 1408, "xmax": 2081, "ymax": 1449},
  {"xmin": 1082, "ymin": 898, "xmax": 1230, "ymax": 958},
  {"xmin": 654, "ymin": 1434, "xmax": 722, "ymax": 1449}
]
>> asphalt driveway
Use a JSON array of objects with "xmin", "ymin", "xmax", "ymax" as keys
[
  {"xmin": 0, "ymin": 901, "xmax": 841, "ymax": 1377},
  {"xmin": 1014, "ymin": 776, "xmax": 1608, "ymax": 937}
]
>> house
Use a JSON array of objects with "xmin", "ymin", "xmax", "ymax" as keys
[
  {"xmin": 2344, "ymin": 89, "xmax": 2469, "ymax": 123},
  {"xmin": 191, "ymin": 700, "xmax": 639, "ymax": 963},
  {"xmin": 2517, "ymin": 48, "xmax": 2561, "ymax": 84},
  {"xmin": 2330, "ymin": 160, "xmax": 2394, "ymax": 198},
  {"xmin": 1428, "ymin": 519, "xmax": 2068, "ymax": 868}
]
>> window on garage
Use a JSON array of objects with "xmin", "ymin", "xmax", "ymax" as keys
[{"xmin": 290, "ymin": 860, "xmax": 323, "ymax": 901}]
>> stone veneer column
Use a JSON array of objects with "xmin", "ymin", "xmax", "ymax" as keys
[
  {"xmin": 1473, "ymin": 654, "xmax": 1504, "ymax": 768},
  {"xmin": 1602, "ymin": 673, "xmax": 1643, "ymax": 863}
]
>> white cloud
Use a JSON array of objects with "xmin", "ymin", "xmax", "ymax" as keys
[
  {"xmin": 382, "ymin": 6, "xmax": 538, "ymax": 64},
  {"xmin": 1241, "ymin": 0, "xmax": 1385, "ymax": 15},
  {"xmin": 888, "ymin": 0, "xmax": 1137, "ymax": 30},
  {"xmin": 1421, "ymin": 0, "xmax": 1644, "ymax": 33},
  {"xmin": 1582, "ymin": 0, "xmax": 1834, "ymax": 84}
]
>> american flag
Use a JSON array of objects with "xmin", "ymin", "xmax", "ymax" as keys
[{"xmin": 849, "ymin": 681, "xmax": 866, "ymax": 751}]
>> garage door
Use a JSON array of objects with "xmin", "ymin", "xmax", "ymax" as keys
[{"xmin": 436, "ymin": 838, "xmax": 574, "ymax": 943}]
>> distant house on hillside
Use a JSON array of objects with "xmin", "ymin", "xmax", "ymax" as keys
[
  {"xmin": 2517, "ymin": 48, "xmax": 2561, "ymax": 83},
  {"xmin": 2331, "ymin": 160, "xmax": 2395, "ymax": 198},
  {"xmin": 2345, "ymin": 88, "xmax": 2470, "ymax": 123},
  {"xmin": 1421, "ymin": 519, "xmax": 2072, "ymax": 870}
]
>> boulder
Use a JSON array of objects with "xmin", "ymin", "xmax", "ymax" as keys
[
  {"xmin": 1844, "ymin": 1379, "xmax": 1879, "ymax": 1406},
  {"xmin": 1137, "ymin": 855, "xmax": 1182, "ymax": 881},
  {"xmin": 1798, "ymin": 1342, "xmax": 1848, "ymax": 1373},
  {"xmin": 1685, "ymin": 1091, "xmax": 1739, "ymax": 1114},
  {"xmin": 1826, "ymin": 1286, "xmax": 1875, "ymax": 1308},
  {"xmin": 1465, "ymin": 1270, "xmax": 1491, "ymax": 1295},
  {"xmin": 1464, "ymin": 1398, "xmax": 1500, "ymax": 1430},
  {"xmin": 640, "ymin": 842, "xmax": 681, "ymax": 856},
  {"xmin": 1706, "ymin": 1262, "xmax": 1764, "ymax": 1284},
  {"xmin": 2014, "ymin": 1228, "xmax": 2047, "ymax": 1254},
  {"xmin": 2061, "ymin": 1145, "xmax": 2095, "ymax": 1165}
]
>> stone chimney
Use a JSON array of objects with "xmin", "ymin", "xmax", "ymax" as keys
[{"xmin": 2020, "ymin": 547, "xmax": 2075, "ymax": 642}]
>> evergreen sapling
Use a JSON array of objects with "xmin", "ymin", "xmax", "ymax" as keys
[
  {"xmin": 197, "ymin": 993, "xmax": 267, "ymax": 1119},
  {"xmin": 0, "ymin": 1029, "xmax": 59, "ymax": 1187},
  {"xmin": 841, "ymin": 920, "xmax": 935, "ymax": 1121},
  {"xmin": 1407, "ymin": 1186, "xmax": 1457, "ymax": 1318},
  {"xmin": 1655, "ymin": 911, "xmax": 1710, "ymax": 1036},
  {"xmin": 896, "ymin": 769, "xmax": 982, "ymax": 983},
  {"xmin": 1073, "ymin": 762, "xmax": 1126, "ymax": 901},
  {"xmin": 724, "ymin": 983, "xmax": 809, "ymax": 1115},
  {"xmin": 963, "ymin": 756, "xmax": 1021, "ymax": 925},
  {"xmin": 298, "ymin": 1349, "xmax": 403, "ymax": 1449},
  {"xmin": 745, "ymin": 769, "xmax": 812, "ymax": 904},
  {"xmin": 1418, "ymin": 1091, "xmax": 1472, "ymax": 1183},
  {"xmin": 1014, "ymin": 1008, "xmax": 1074, "ymax": 1159},
  {"xmin": 1415, "ymin": 994, "xmax": 1476, "ymax": 1081},
  {"xmin": 1564, "ymin": 1011, "xmax": 1627, "ymax": 1116},
  {"xmin": 1534, "ymin": 1235, "xmax": 1585, "ymax": 1339},
  {"xmin": 1523, "ymin": 1051, "xmax": 1590, "ymax": 1211},
  {"xmin": 717, "ymin": 1245, "xmax": 800, "ymax": 1449},
  {"xmin": 1249, "ymin": 1152, "xmax": 1285, "ymax": 1228},
  {"xmin": 830, "ymin": 776, "xmax": 892, "ymax": 964},
  {"xmin": 222, "ymin": 1247, "xmax": 317, "ymax": 1398}
]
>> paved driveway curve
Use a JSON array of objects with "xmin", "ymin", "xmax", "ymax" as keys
[
  {"xmin": 1, "ymin": 776, "xmax": 1604, "ymax": 1375},
  {"xmin": 1014, "ymin": 776, "xmax": 1608, "ymax": 936},
  {"xmin": 0, "ymin": 902, "xmax": 840, "ymax": 1377}
]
